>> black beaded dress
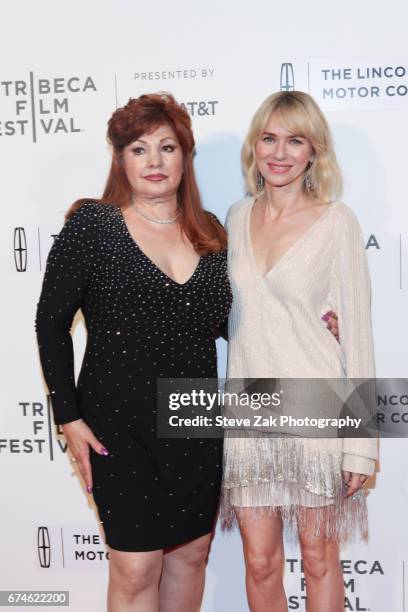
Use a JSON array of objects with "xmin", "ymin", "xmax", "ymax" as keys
[{"xmin": 35, "ymin": 202, "xmax": 232, "ymax": 552}]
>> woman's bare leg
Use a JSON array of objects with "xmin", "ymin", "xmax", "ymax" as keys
[
  {"xmin": 159, "ymin": 533, "xmax": 212, "ymax": 612},
  {"xmin": 298, "ymin": 508, "xmax": 344, "ymax": 612},
  {"xmin": 107, "ymin": 547, "xmax": 163, "ymax": 612},
  {"xmin": 237, "ymin": 508, "xmax": 287, "ymax": 612}
]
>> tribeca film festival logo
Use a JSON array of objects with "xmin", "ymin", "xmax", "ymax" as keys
[
  {"xmin": 36, "ymin": 526, "xmax": 109, "ymax": 570},
  {"xmin": 0, "ymin": 398, "xmax": 68, "ymax": 460},
  {"xmin": 286, "ymin": 557, "xmax": 385, "ymax": 611},
  {"xmin": 0, "ymin": 73, "xmax": 97, "ymax": 141}
]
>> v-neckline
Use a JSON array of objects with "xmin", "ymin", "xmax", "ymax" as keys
[
  {"xmin": 117, "ymin": 206, "xmax": 202, "ymax": 287},
  {"xmin": 246, "ymin": 197, "xmax": 337, "ymax": 279}
]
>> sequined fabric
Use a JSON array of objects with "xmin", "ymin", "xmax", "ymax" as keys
[
  {"xmin": 221, "ymin": 197, "xmax": 377, "ymax": 542},
  {"xmin": 35, "ymin": 202, "xmax": 232, "ymax": 552}
]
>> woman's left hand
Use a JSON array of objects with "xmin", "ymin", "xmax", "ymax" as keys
[{"xmin": 342, "ymin": 471, "xmax": 369, "ymax": 497}]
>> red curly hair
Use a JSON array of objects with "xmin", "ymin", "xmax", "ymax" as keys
[{"xmin": 66, "ymin": 93, "xmax": 227, "ymax": 254}]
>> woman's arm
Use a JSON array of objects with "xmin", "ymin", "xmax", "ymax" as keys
[
  {"xmin": 35, "ymin": 203, "xmax": 99, "ymax": 425},
  {"xmin": 333, "ymin": 205, "xmax": 378, "ymax": 476}
]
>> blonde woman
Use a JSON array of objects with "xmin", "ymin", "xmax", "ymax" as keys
[{"xmin": 222, "ymin": 91, "xmax": 377, "ymax": 612}]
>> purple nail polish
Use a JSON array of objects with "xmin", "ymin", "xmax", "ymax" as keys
[
  {"xmin": 321, "ymin": 314, "xmax": 330, "ymax": 322},
  {"xmin": 100, "ymin": 447, "xmax": 109, "ymax": 456},
  {"xmin": 87, "ymin": 486, "xmax": 92, "ymax": 493}
]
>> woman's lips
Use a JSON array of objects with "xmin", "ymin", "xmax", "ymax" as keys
[
  {"xmin": 267, "ymin": 163, "xmax": 292, "ymax": 174},
  {"xmin": 144, "ymin": 174, "xmax": 167, "ymax": 181}
]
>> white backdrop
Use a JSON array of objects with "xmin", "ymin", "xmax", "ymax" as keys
[{"xmin": 1, "ymin": 1, "xmax": 408, "ymax": 610}]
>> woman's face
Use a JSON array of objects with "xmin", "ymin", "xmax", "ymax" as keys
[
  {"xmin": 122, "ymin": 123, "xmax": 184, "ymax": 201},
  {"xmin": 254, "ymin": 112, "xmax": 314, "ymax": 190}
]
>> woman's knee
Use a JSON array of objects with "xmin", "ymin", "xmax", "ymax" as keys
[
  {"xmin": 245, "ymin": 548, "xmax": 284, "ymax": 584},
  {"xmin": 301, "ymin": 540, "xmax": 337, "ymax": 581},
  {"xmin": 109, "ymin": 553, "xmax": 161, "ymax": 596}
]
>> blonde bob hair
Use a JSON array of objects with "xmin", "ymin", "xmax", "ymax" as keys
[{"xmin": 242, "ymin": 91, "xmax": 342, "ymax": 202}]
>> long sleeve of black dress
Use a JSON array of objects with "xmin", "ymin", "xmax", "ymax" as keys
[{"xmin": 35, "ymin": 204, "xmax": 97, "ymax": 425}]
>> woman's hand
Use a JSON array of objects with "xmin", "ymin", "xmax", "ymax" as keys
[
  {"xmin": 342, "ymin": 471, "xmax": 369, "ymax": 497},
  {"xmin": 61, "ymin": 419, "xmax": 109, "ymax": 494},
  {"xmin": 322, "ymin": 310, "xmax": 339, "ymax": 342}
]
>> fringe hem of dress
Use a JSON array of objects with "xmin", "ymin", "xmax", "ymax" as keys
[{"xmin": 220, "ymin": 433, "xmax": 368, "ymax": 543}]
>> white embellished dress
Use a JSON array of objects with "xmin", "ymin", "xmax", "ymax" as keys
[{"xmin": 221, "ymin": 197, "xmax": 377, "ymax": 541}]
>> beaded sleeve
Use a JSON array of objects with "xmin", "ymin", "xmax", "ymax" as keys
[{"xmin": 35, "ymin": 203, "xmax": 98, "ymax": 425}]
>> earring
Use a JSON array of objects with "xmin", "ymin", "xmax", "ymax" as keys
[
  {"xmin": 304, "ymin": 160, "xmax": 315, "ymax": 191},
  {"xmin": 304, "ymin": 172, "xmax": 314, "ymax": 190},
  {"xmin": 256, "ymin": 171, "xmax": 264, "ymax": 190}
]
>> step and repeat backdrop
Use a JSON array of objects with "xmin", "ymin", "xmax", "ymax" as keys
[{"xmin": 1, "ymin": 1, "xmax": 408, "ymax": 610}]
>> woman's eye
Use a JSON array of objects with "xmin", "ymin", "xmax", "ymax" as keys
[
  {"xmin": 162, "ymin": 144, "xmax": 176, "ymax": 152},
  {"xmin": 132, "ymin": 147, "xmax": 145, "ymax": 155},
  {"xmin": 290, "ymin": 138, "xmax": 303, "ymax": 145},
  {"xmin": 262, "ymin": 136, "xmax": 274, "ymax": 143}
]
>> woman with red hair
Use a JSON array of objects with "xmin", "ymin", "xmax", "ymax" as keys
[{"xmin": 35, "ymin": 93, "xmax": 232, "ymax": 611}]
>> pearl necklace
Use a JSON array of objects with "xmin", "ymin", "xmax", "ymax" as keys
[{"xmin": 131, "ymin": 203, "xmax": 180, "ymax": 225}]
